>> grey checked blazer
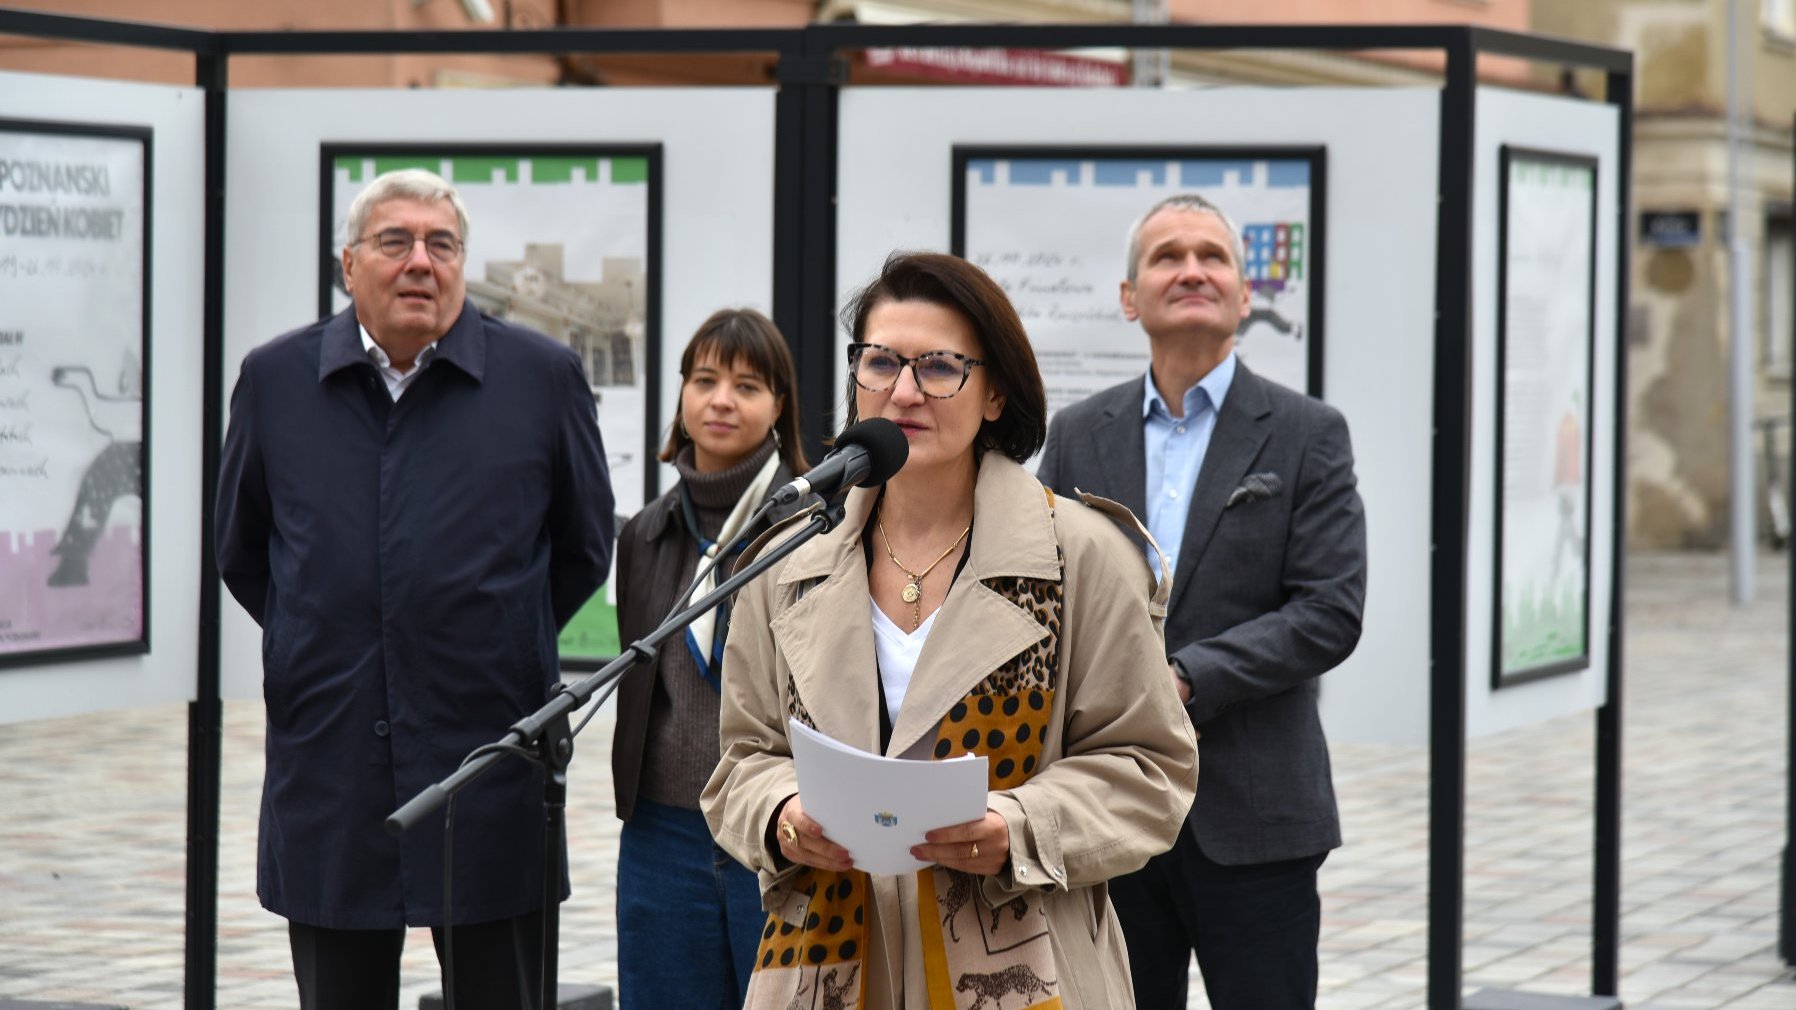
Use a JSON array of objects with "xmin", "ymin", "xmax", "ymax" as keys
[{"xmin": 1037, "ymin": 362, "xmax": 1366, "ymax": 865}]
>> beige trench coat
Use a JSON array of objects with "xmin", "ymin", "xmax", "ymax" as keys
[{"xmin": 701, "ymin": 454, "xmax": 1198, "ymax": 1010}]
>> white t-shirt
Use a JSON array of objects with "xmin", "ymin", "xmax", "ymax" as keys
[{"xmin": 869, "ymin": 598, "xmax": 939, "ymax": 726}]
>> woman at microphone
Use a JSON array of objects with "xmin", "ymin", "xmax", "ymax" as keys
[
  {"xmin": 702, "ymin": 253, "xmax": 1197, "ymax": 1010},
  {"xmin": 610, "ymin": 308, "xmax": 810, "ymax": 1010}
]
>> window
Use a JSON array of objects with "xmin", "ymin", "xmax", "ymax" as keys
[
  {"xmin": 1767, "ymin": 218, "xmax": 1794, "ymax": 369},
  {"xmin": 1767, "ymin": 0, "xmax": 1796, "ymax": 38}
]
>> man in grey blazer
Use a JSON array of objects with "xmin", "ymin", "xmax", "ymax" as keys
[{"xmin": 1036, "ymin": 193, "xmax": 1366, "ymax": 1010}]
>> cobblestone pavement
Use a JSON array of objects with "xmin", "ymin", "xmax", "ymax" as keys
[{"xmin": 0, "ymin": 552, "xmax": 1792, "ymax": 1009}]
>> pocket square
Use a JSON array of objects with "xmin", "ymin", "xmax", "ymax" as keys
[{"xmin": 1226, "ymin": 472, "xmax": 1283, "ymax": 509}]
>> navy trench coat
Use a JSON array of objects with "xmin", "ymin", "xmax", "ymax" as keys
[{"xmin": 216, "ymin": 302, "xmax": 614, "ymax": 929}]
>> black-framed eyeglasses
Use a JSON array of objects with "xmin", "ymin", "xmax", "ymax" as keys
[
  {"xmin": 847, "ymin": 342, "xmax": 985, "ymax": 399},
  {"xmin": 355, "ymin": 228, "xmax": 463, "ymax": 264}
]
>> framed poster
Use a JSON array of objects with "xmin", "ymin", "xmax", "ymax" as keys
[
  {"xmin": 321, "ymin": 145, "xmax": 661, "ymax": 667},
  {"xmin": 1493, "ymin": 146, "xmax": 1597, "ymax": 687},
  {"xmin": 0, "ymin": 118, "xmax": 151, "ymax": 669},
  {"xmin": 952, "ymin": 145, "xmax": 1325, "ymax": 432}
]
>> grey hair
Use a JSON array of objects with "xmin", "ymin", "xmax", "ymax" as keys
[
  {"xmin": 1123, "ymin": 193, "xmax": 1246, "ymax": 283},
  {"xmin": 344, "ymin": 168, "xmax": 471, "ymax": 249}
]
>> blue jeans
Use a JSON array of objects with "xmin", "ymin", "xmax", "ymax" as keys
[{"xmin": 616, "ymin": 798, "xmax": 764, "ymax": 1010}]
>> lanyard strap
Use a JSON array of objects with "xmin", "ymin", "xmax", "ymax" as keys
[{"xmin": 678, "ymin": 483, "xmax": 751, "ymax": 692}]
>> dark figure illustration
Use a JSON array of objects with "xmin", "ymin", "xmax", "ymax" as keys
[
  {"xmin": 1242, "ymin": 302, "xmax": 1302, "ymax": 342},
  {"xmin": 819, "ymin": 965, "xmax": 859, "ymax": 1010},
  {"xmin": 48, "ymin": 363, "xmax": 142, "ymax": 587},
  {"xmin": 989, "ymin": 895, "xmax": 1030, "ymax": 934},
  {"xmin": 939, "ymin": 869, "xmax": 973, "ymax": 942},
  {"xmin": 955, "ymin": 964, "xmax": 1057, "ymax": 1010}
]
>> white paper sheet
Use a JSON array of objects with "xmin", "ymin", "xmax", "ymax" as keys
[{"xmin": 788, "ymin": 718, "xmax": 989, "ymax": 876}]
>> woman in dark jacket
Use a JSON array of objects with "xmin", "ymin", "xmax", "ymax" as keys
[{"xmin": 610, "ymin": 308, "xmax": 809, "ymax": 1009}]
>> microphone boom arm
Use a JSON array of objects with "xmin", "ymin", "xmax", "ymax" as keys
[{"xmin": 386, "ymin": 498, "xmax": 846, "ymax": 836}]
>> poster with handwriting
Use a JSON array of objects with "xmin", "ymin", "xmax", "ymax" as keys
[
  {"xmin": 322, "ymin": 146, "xmax": 660, "ymax": 667},
  {"xmin": 1494, "ymin": 147, "xmax": 1596, "ymax": 686},
  {"xmin": 952, "ymin": 146, "xmax": 1324, "ymax": 444},
  {"xmin": 0, "ymin": 120, "xmax": 149, "ymax": 667}
]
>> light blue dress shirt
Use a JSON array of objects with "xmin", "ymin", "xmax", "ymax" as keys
[{"xmin": 1142, "ymin": 352, "xmax": 1237, "ymax": 575}]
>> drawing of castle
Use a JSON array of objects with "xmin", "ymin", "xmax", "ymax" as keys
[
  {"xmin": 467, "ymin": 244, "xmax": 646, "ymax": 388},
  {"xmin": 0, "ymin": 526, "xmax": 143, "ymax": 653}
]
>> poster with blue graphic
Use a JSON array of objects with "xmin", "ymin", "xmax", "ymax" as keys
[
  {"xmin": 322, "ymin": 146, "xmax": 660, "ymax": 666},
  {"xmin": 952, "ymin": 146, "xmax": 1324, "ymax": 427},
  {"xmin": 0, "ymin": 120, "xmax": 149, "ymax": 669}
]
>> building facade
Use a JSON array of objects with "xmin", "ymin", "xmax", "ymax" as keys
[{"xmin": 1533, "ymin": 0, "xmax": 1795, "ymax": 549}]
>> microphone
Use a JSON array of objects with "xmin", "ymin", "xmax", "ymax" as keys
[{"xmin": 769, "ymin": 418, "xmax": 909, "ymax": 506}]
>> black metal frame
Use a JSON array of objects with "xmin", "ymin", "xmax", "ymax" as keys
[
  {"xmin": 189, "ymin": 49, "xmax": 227, "ymax": 1010},
  {"xmin": 0, "ymin": 115, "xmax": 153, "ymax": 670},
  {"xmin": 1784, "ymin": 112, "xmax": 1796, "ymax": 970},
  {"xmin": 1491, "ymin": 145, "xmax": 1600, "ymax": 689},
  {"xmin": 947, "ymin": 143, "xmax": 1327, "ymax": 399},
  {"xmin": 0, "ymin": 9, "xmax": 1635, "ymax": 1010},
  {"xmin": 1595, "ymin": 53, "xmax": 1634, "ymax": 998}
]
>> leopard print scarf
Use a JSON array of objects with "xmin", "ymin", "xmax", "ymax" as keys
[{"xmin": 746, "ymin": 568, "xmax": 1067, "ymax": 1010}]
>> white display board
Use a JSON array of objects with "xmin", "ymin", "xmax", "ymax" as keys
[
  {"xmin": 837, "ymin": 87, "xmax": 1441, "ymax": 744},
  {"xmin": 0, "ymin": 71, "xmax": 206, "ymax": 724},
  {"xmin": 222, "ymin": 87, "xmax": 776, "ymax": 699},
  {"xmin": 1467, "ymin": 87, "xmax": 1621, "ymax": 738}
]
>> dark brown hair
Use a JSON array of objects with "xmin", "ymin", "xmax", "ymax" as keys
[
  {"xmin": 661, "ymin": 308, "xmax": 809, "ymax": 474},
  {"xmin": 838, "ymin": 251, "xmax": 1047, "ymax": 464}
]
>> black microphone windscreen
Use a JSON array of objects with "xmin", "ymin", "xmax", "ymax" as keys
[{"xmin": 834, "ymin": 418, "xmax": 910, "ymax": 487}]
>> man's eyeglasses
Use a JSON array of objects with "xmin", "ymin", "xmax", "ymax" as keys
[
  {"xmin": 355, "ymin": 228, "xmax": 463, "ymax": 264},
  {"xmin": 848, "ymin": 342, "xmax": 985, "ymax": 399}
]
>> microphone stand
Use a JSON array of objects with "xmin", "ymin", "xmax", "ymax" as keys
[{"xmin": 386, "ymin": 497, "xmax": 847, "ymax": 1009}]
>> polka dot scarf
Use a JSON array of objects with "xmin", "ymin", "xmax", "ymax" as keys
[{"xmin": 746, "ymin": 568, "xmax": 1068, "ymax": 1010}]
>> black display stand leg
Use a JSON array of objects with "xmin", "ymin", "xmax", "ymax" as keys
[
  {"xmin": 418, "ymin": 986, "xmax": 611, "ymax": 1010},
  {"xmin": 1464, "ymin": 991, "xmax": 1622, "ymax": 1010}
]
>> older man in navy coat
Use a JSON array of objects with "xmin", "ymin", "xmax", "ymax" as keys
[{"xmin": 216, "ymin": 169, "xmax": 614, "ymax": 1009}]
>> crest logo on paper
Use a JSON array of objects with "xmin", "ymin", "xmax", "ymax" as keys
[{"xmin": 873, "ymin": 812, "xmax": 898, "ymax": 827}]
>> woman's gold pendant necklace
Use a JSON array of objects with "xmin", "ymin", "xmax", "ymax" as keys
[{"xmin": 877, "ymin": 516, "xmax": 972, "ymax": 629}]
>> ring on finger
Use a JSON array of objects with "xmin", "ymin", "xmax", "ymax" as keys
[{"xmin": 779, "ymin": 820, "xmax": 798, "ymax": 845}]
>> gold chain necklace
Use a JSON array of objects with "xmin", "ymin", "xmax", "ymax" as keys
[{"xmin": 876, "ymin": 516, "xmax": 971, "ymax": 630}]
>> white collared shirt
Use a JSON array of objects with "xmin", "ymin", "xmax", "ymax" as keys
[
  {"xmin": 1142, "ymin": 352, "xmax": 1237, "ymax": 574},
  {"xmin": 360, "ymin": 325, "xmax": 438, "ymax": 400}
]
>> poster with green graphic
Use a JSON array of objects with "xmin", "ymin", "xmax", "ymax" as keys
[
  {"xmin": 322, "ymin": 146, "xmax": 661, "ymax": 667},
  {"xmin": 1494, "ymin": 147, "xmax": 1595, "ymax": 687}
]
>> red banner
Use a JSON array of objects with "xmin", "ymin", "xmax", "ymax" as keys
[{"xmin": 863, "ymin": 46, "xmax": 1127, "ymax": 86}]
